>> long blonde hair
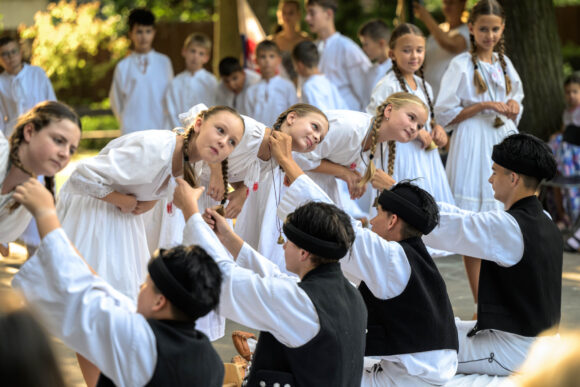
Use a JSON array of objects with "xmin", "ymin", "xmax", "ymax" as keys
[
  {"xmin": 181, "ymin": 105, "xmax": 244, "ymax": 213},
  {"xmin": 359, "ymin": 92, "xmax": 428, "ymax": 187}
]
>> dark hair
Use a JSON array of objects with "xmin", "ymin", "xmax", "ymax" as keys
[
  {"xmin": 384, "ymin": 180, "xmax": 439, "ymax": 239},
  {"xmin": 306, "ymin": 0, "xmax": 338, "ymax": 14},
  {"xmin": 389, "ymin": 23, "xmax": 437, "ymax": 129},
  {"xmin": 256, "ymin": 40, "xmax": 281, "ymax": 57},
  {"xmin": 151, "ymin": 245, "xmax": 222, "ymax": 322},
  {"xmin": 0, "ymin": 35, "xmax": 18, "ymax": 48},
  {"xmin": 494, "ymin": 133, "xmax": 557, "ymax": 189},
  {"xmin": 286, "ymin": 201, "xmax": 355, "ymax": 266},
  {"xmin": 358, "ymin": 19, "xmax": 390, "ymax": 42},
  {"xmin": 468, "ymin": 0, "xmax": 511, "ymax": 95},
  {"xmin": 292, "ymin": 41, "xmax": 319, "ymax": 68},
  {"xmin": 218, "ymin": 57, "xmax": 243, "ymax": 76},
  {"xmin": 128, "ymin": 8, "xmax": 155, "ymax": 30},
  {"xmin": 564, "ymin": 72, "xmax": 580, "ymax": 87},
  {"xmin": 9, "ymin": 101, "xmax": 81, "ymax": 212},
  {"xmin": 0, "ymin": 293, "xmax": 66, "ymax": 387}
]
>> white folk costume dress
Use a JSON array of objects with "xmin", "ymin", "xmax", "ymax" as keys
[
  {"xmin": 0, "ymin": 132, "xmax": 33, "ymax": 244},
  {"xmin": 0, "ymin": 63, "xmax": 56, "ymax": 137},
  {"xmin": 12, "ymin": 228, "xmax": 224, "ymax": 387},
  {"xmin": 165, "ymin": 68, "xmax": 218, "ymax": 128},
  {"xmin": 242, "ymin": 75, "xmax": 298, "ymax": 127},
  {"xmin": 435, "ymin": 52, "xmax": 524, "ymax": 212},
  {"xmin": 215, "ymin": 68, "xmax": 261, "ymax": 115},
  {"xmin": 109, "ymin": 50, "xmax": 174, "ymax": 134},
  {"xmin": 367, "ymin": 71, "xmax": 455, "ymax": 218},
  {"xmin": 423, "ymin": 199, "xmax": 561, "ymax": 377},
  {"xmin": 317, "ymin": 32, "xmax": 372, "ymax": 111},
  {"xmin": 365, "ymin": 59, "xmax": 393, "ymax": 108},
  {"xmin": 299, "ymin": 74, "xmax": 348, "ymax": 111},
  {"xmin": 56, "ymin": 130, "xmax": 180, "ymax": 302},
  {"xmin": 424, "ymin": 24, "xmax": 470, "ymax": 99},
  {"xmin": 278, "ymin": 175, "xmax": 458, "ymax": 386}
]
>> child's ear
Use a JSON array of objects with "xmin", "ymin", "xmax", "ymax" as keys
[{"xmin": 22, "ymin": 123, "xmax": 35, "ymax": 142}]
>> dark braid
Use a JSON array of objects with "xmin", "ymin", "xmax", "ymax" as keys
[
  {"xmin": 497, "ymin": 35, "xmax": 512, "ymax": 95},
  {"xmin": 418, "ymin": 66, "xmax": 436, "ymax": 128},
  {"xmin": 215, "ymin": 158, "xmax": 229, "ymax": 216},
  {"xmin": 470, "ymin": 34, "xmax": 487, "ymax": 94},
  {"xmin": 182, "ymin": 123, "xmax": 200, "ymax": 189},
  {"xmin": 391, "ymin": 61, "xmax": 408, "ymax": 92}
]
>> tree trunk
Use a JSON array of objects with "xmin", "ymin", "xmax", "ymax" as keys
[{"xmin": 500, "ymin": 0, "xmax": 564, "ymax": 140}]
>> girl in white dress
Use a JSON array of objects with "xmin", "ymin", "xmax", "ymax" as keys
[
  {"xmin": 263, "ymin": 92, "xmax": 429, "ymax": 271},
  {"xmin": 434, "ymin": 0, "xmax": 523, "ymax": 306},
  {"xmin": 56, "ymin": 106, "xmax": 245, "ymax": 303},
  {"xmin": 1, "ymin": 101, "xmax": 81, "ymax": 255},
  {"xmin": 367, "ymin": 23, "xmax": 453, "ymax": 219}
]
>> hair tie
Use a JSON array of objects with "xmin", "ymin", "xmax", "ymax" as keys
[
  {"xmin": 178, "ymin": 103, "xmax": 209, "ymax": 128},
  {"xmin": 369, "ymin": 154, "xmax": 374, "ymax": 160}
]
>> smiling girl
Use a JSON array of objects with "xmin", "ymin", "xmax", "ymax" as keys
[
  {"xmin": 434, "ymin": 0, "xmax": 523, "ymax": 306},
  {"xmin": 56, "ymin": 106, "xmax": 244, "ymax": 302},
  {"xmin": 1, "ymin": 101, "xmax": 81, "ymax": 252}
]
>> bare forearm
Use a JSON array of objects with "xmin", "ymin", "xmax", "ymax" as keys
[
  {"xmin": 277, "ymin": 155, "xmax": 305, "ymax": 185},
  {"xmin": 309, "ymin": 159, "xmax": 347, "ymax": 177},
  {"xmin": 35, "ymin": 211, "xmax": 61, "ymax": 239},
  {"xmin": 449, "ymin": 102, "xmax": 490, "ymax": 125}
]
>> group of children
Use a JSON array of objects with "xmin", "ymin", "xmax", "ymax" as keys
[{"xmin": 0, "ymin": 0, "xmax": 574, "ymax": 385}]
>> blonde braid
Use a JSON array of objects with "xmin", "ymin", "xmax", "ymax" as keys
[
  {"xmin": 215, "ymin": 158, "xmax": 229, "ymax": 216},
  {"xmin": 359, "ymin": 102, "xmax": 387, "ymax": 187},
  {"xmin": 272, "ymin": 110, "xmax": 289, "ymax": 131},
  {"xmin": 497, "ymin": 35, "xmax": 512, "ymax": 95},
  {"xmin": 387, "ymin": 140, "xmax": 396, "ymax": 176},
  {"xmin": 470, "ymin": 34, "xmax": 487, "ymax": 94}
]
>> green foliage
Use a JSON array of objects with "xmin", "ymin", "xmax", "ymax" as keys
[
  {"xmin": 20, "ymin": 1, "xmax": 130, "ymax": 105},
  {"xmin": 79, "ymin": 113, "xmax": 119, "ymax": 151}
]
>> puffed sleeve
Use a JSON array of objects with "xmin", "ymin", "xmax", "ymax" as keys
[
  {"xmin": 434, "ymin": 54, "xmax": 470, "ymax": 128},
  {"xmin": 366, "ymin": 74, "xmax": 399, "ymax": 115},
  {"xmin": 504, "ymin": 55, "xmax": 524, "ymax": 125}
]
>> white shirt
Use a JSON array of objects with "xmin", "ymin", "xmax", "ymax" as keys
[
  {"xmin": 0, "ymin": 64, "xmax": 56, "ymax": 137},
  {"xmin": 12, "ymin": 228, "xmax": 156, "ymax": 387},
  {"xmin": 563, "ymin": 106, "xmax": 580, "ymax": 127},
  {"xmin": 277, "ymin": 175, "xmax": 458, "ymax": 385},
  {"xmin": 165, "ymin": 69, "xmax": 217, "ymax": 127},
  {"xmin": 242, "ymin": 75, "xmax": 298, "ymax": 127},
  {"xmin": 317, "ymin": 32, "xmax": 372, "ymax": 111},
  {"xmin": 183, "ymin": 213, "xmax": 320, "ymax": 347},
  {"xmin": 300, "ymin": 74, "xmax": 348, "ymax": 111},
  {"xmin": 0, "ymin": 132, "xmax": 33, "ymax": 243},
  {"xmin": 109, "ymin": 50, "xmax": 174, "ymax": 134},
  {"xmin": 365, "ymin": 59, "xmax": 392, "ymax": 106},
  {"xmin": 215, "ymin": 69, "xmax": 261, "ymax": 115},
  {"xmin": 423, "ymin": 202, "xmax": 524, "ymax": 267},
  {"xmin": 435, "ymin": 52, "xmax": 524, "ymax": 130}
]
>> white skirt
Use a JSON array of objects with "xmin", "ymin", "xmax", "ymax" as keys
[
  {"xmin": 446, "ymin": 113, "xmax": 517, "ymax": 212},
  {"xmin": 57, "ymin": 190, "xmax": 149, "ymax": 302}
]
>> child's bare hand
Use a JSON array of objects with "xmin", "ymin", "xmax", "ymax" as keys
[
  {"xmin": 172, "ymin": 178, "xmax": 204, "ymax": 217},
  {"xmin": 416, "ymin": 129, "xmax": 433, "ymax": 148},
  {"xmin": 431, "ymin": 125, "xmax": 448, "ymax": 147},
  {"xmin": 116, "ymin": 194, "xmax": 137, "ymax": 214},
  {"xmin": 224, "ymin": 186, "xmax": 247, "ymax": 219},
  {"xmin": 370, "ymin": 169, "xmax": 396, "ymax": 190},
  {"xmin": 208, "ymin": 164, "xmax": 225, "ymax": 201},
  {"xmin": 132, "ymin": 200, "xmax": 157, "ymax": 215},
  {"xmin": 12, "ymin": 178, "xmax": 55, "ymax": 216},
  {"xmin": 269, "ymin": 131, "xmax": 293, "ymax": 162}
]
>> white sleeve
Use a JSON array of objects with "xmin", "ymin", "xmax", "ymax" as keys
[
  {"xmin": 504, "ymin": 55, "xmax": 524, "ymax": 125},
  {"xmin": 182, "ymin": 214, "xmax": 319, "ymax": 348},
  {"xmin": 109, "ymin": 64, "xmax": 124, "ymax": 122},
  {"xmin": 278, "ymin": 174, "xmax": 411, "ymax": 299},
  {"xmin": 344, "ymin": 43, "xmax": 372, "ymax": 108},
  {"xmin": 165, "ymin": 80, "xmax": 181, "ymax": 128},
  {"xmin": 237, "ymin": 242, "xmax": 299, "ymax": 281},
  {"xmin": 12, "ymin": 229, "xmax": 156, "ymax": 387},
  {"xmin": 434, "ymin": 57, "xmax": 469, "ymax": 128},
  {"xmin": 67, "ymin": 132, "xmax": 174, "ymax": 198},
  {"xmin": 366, "ymin": 75, "xmax": 398, "ymax": 115},
  {"xmin": 422, "ymin": 203, "xmax": 524, "ymax": 267}
]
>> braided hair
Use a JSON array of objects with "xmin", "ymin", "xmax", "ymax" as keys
[
  {"xmin": 468, "ymin": 0, "xmax": 511, "ymax": 95},
  {"xmin": 181, "ymin": 105, "xmax": 244, "ymax": 215},
  {"xmin": 272, "ymin": 103, "xmax": 326, "ymax": 132},
  {"xmin": 8, "ymin": 101, "xmax": 81, "ymax": 212}
]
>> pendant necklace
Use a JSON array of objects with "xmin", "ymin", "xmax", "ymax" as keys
[{"xmin": 268, "ymin": 130, "xmax": 285, "ymax": 244}]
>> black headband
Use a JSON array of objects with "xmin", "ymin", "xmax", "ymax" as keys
[
  {"xmin": 283, "ymin": 222, "xmax": 348, "ymax": 260},
  {"xmin": 378, "ymin": 189, "xmax": 435, "ymax": 235},
  {"xmin": 148, "ymin": 257, "xmax": 209, "ymax": 320},
  {"xmin": 492, "ymin": 147, "xmax": 554, "ymax": 180}
]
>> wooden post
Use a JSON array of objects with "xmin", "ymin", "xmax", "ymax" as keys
[{"xmin": 214, "ymin": 0, "xmax": 243, "ymax": 75}]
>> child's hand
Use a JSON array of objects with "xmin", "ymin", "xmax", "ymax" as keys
[
  {"xmin": 506, "ymin": 99, "xmax": 520, "ymax": 121},
  {"xmin": 412, "ymin": 2, "xmax": 430, "ymax": 22},
  {"xmin": 172, "ymin": 178, "xmax": 204, "ymax": 219},
  {"xmin": 208, "ymin": 163, "xmax": 225, "ymax": 201},
  {"xmin": 224, "ymin": 186, "xmax": 248, "ymax": 219},
  {"xmin": 416, "ymin": 129, "xmax": 433, "ymax": 148},
  {"xmin": 370, "ymin": 169, "xmax": 396, "ymax": 191},
  {"xmin": 338, "ymin": 168, "xmax": 365, "ymax": 199},
  {"xmin": 12, "ymin": 178, "xmax": 55, "ymax": 217},
  {"xmin": 203, "ymin": 207, "xmax": 234, "ymax": 243},
  {"xmin": 432, "ymin": 125, "xmax": 448, "ymax": 147},
  {"xmin": 116, "ymin": 194, "xmax": 138, "ymax": 214},
  {"xmin": 486, "ymin": 101, "xmax": 509, "ymax": 115},
  {"xmin": 269, "ymin": 131, "xmax": 293, "ymax": 163},
  {"xmin": 132, "ymin": 200, "xmax": 157, "ymax": 215}
]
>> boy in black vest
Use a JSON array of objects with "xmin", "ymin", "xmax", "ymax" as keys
[
  {"xmin": 172, "ymin": 172, "xmax": 367, "ymax": 387},
  {"xmin": 262, "ymin": 131, "xmax": 459, "ymax": 386},
  {"xmin": 12, "ymin": 179, "xmax": 224, "ymax": 387},
  {"xmin": 424, "ymin": 133, "xmax": 562, "ymax": 376}
]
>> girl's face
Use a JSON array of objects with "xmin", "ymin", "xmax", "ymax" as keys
[
  {"xmin": 469, "ymin": 14, "xmax": 505, "ymax": 52},
  {"xmin": 565, "ymin": 83, "xmax": 580, "ymax": 108},
  {"xmin": 279, "ymin": 2, "xmax": 300, "ymax": 27},
  {"xmin": 282, "ymin": 111, "xmax": 328, "ymax": 152},
  {"xmin": 380, "ymin": 103, "xmax": 426, "ymax": 143},
  {"xmin": 194, "ymin": 111, "xmax": 244, "ymax": 163},
  {"xmin": 23, "ymin": 119, "xmax": 81, "ymax": 176},
  {"xmin": 389, "ymin": 34, "xmax": 425, "ymax": 75},
  {"xmin": 443, "ymin": 0, "xmax": 466, "ymax": 21}
]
